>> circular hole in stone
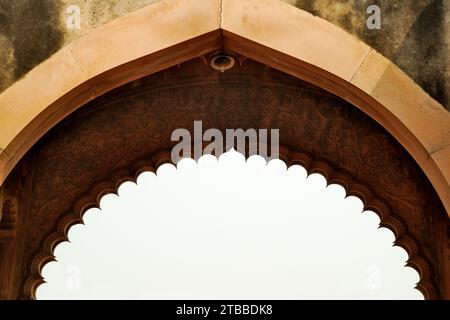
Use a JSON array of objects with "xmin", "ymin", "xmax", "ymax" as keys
[{"xmin": 211, "ymin": 55, "xmax": 235, "ymax": 72}]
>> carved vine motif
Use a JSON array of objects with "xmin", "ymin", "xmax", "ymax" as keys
[{"xmin": 14, "ymin": 58, "xmax": 446, "ymax": 299}]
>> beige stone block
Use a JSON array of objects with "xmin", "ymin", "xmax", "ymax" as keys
[
  {"xmin": 0, "ymin": 46, "xmax": 88, "ymax": 150},
  {"xmin": 428, "ymin": 146, "xmax": 450, "ymax": 214},
  {"xmin": 369, "ymin": 62, "xmax": 450, "ymax": 154},
  {"xmin": 221, "ymin": 0, "xmax": 371, "ymax": 81},
  {"xmin": 70, "ymin": 0, "xmax": 220, "ymax": 79},
  {"xmin": 432, "ymin": 145, "xmax": 450, "ymax": 190},
  {"xmin": 350, "ymin": 49, "xmax": 390, "ymax": 95}
]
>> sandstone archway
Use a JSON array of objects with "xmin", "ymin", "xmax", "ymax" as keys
[{"xmin": 0, "ymin": 0, "xmax": 448, "ymax": 299}]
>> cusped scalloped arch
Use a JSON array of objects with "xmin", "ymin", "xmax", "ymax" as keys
[{"xmin": 28, "ymin": 149, "xmax": 430, "ymax": 299}]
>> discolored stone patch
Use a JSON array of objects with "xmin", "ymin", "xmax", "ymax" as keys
[
  {"xmin": 0, "ymin": 0, "xmax": 64, "ymax": 92},
  {"xmin": 0, "ymin": 0, "xmax": 163, "ymax": 93},
  {"xmin": 291, "ymin": 0, "xmax": 449, "ymax": 110}
]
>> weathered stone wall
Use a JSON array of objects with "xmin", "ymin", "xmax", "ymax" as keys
[
  {"xmin": 292, "ymin": 0, "xmax": 449, "ymax": 111},
  {"xmin": 0, "ymin": 0, "xmax": 448, "ymax": 109}
]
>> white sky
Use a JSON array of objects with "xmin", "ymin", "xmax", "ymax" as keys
[{"xmin": 37, "ymin": 150, "xmax": 423, "ymax": 300}]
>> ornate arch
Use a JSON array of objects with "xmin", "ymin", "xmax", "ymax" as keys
[
  {"xmin": 0, "ymin": 0, "xmax": 449, "ymax": 299},
  {"xmin": 0, "ymin": 57, "xmax": 448, "ymax": 299}
]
